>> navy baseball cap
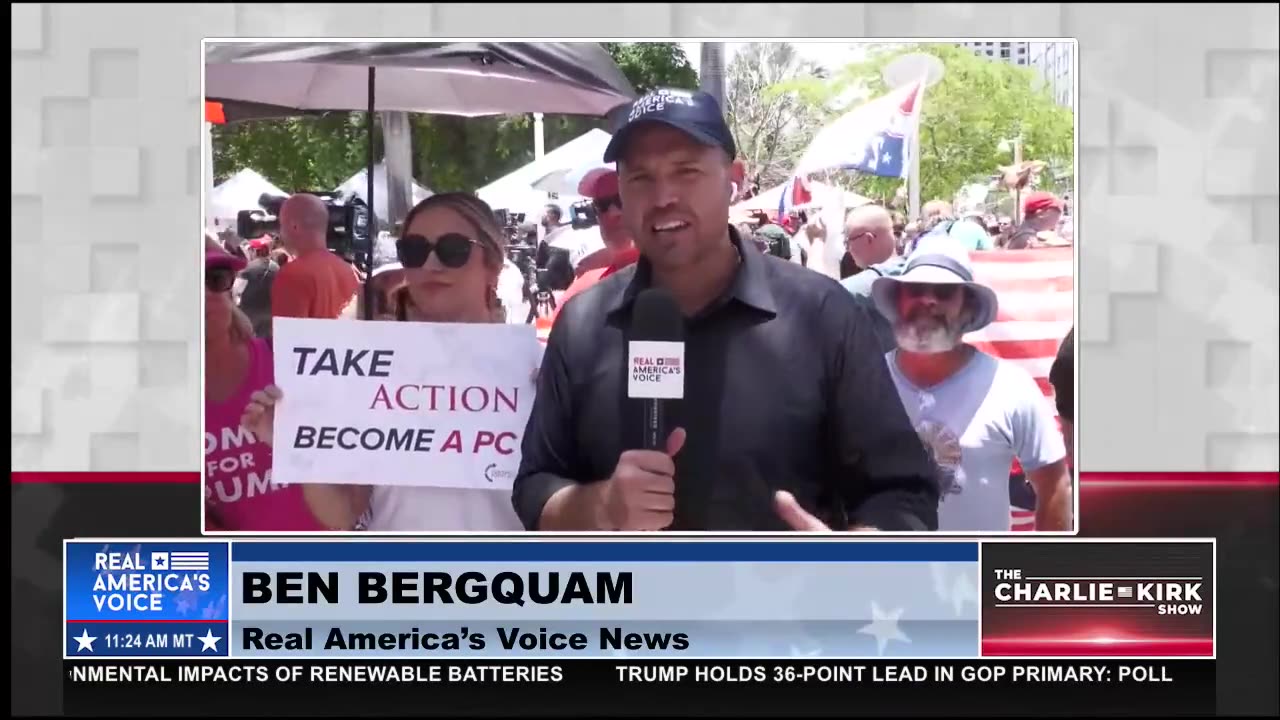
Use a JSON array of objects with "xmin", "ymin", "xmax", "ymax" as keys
[{"xmin": 603, "ymin": 88, "xmax": 737, "ymax": 164}]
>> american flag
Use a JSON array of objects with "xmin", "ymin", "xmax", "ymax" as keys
[
  {"xmin": 966, "ymin": 246, "xmax": 1074, "ymax": 531},
  {"xmin": 777, "ymin": 176, "xmax": 814, "ymax": 217}
]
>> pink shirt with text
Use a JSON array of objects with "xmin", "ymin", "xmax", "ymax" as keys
[{"xmin": 204, "ymin": 338, "xmax": 324, "ymax": 531}]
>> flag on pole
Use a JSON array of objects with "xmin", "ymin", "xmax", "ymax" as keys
[
  {"xmin": 776, "ymin": 175, "xmax": 813, "ymax": 218},
  {"xmin": 794, "ymin": 78, "xmax": 926, "ymax": 180}
]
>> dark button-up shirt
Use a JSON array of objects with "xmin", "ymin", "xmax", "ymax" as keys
[{"xmin": 513, "ymin": 227, "xmax": 939, "ymax": 531}]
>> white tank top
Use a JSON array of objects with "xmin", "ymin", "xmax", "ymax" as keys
[{"xmin": 360, "ymin": 486, "xmax": 524, "ymax": 532}]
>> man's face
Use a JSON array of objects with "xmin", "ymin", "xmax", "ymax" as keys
[
  {"xmin": 893, "ymin": 282, "xmax": 971, "ymax": 354},
  {"xmin": 618, "ymin": 124, "xmax": 741, "ymax": 270},
  {"xmin": 588, "ymin": 172, "xmax": 631, "ymax": 251},
  {"xmin": 1029, "ymin": 207, "xmax": 1062, "ymax": 231}
]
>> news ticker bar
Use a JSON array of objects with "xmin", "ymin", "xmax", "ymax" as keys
[
  {"xmin": 65, "ymin": 539, "xmax": 1215, "ymax": 660},
  {"xmin": 63, "ymin": 659, "xmax": 1215, "ymax": 717}
]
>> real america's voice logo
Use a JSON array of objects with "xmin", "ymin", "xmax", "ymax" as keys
[
  {"xmin": 66, "ymin": 541, "xmax": 231, "ymax": 659},
  {"xmin": 991, "ymin": 568, "xmax": 1205, "ymax": 616},
  {"xmin": 93, "ymin": 549, "xmax": 213, "ymax": 612}
]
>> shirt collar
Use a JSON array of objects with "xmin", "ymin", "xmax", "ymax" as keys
[{"xmin": 605, "ymin": 225, "xmax": 779, "ymax": 319}]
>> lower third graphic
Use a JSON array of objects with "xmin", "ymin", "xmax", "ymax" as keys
[{"xmin": 64, "ymin": 540, "xmax": 231, "ymax": 658}]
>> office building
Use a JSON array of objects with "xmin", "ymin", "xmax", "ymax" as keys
[
  {"xmin": 1029, "ymin": 42, "xmax": 1075, "ymax": 110},
  {"xmin": 961, "ymin": 41, "xmax": 1030, "ymax": 66}
]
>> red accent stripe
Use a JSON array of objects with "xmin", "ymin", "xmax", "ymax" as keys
[
  {"xmin": 982, "ymin": 638, "xmax": 1212, "ymax": 657},
  {"xmin": 1079, "ymin": 471, "xmax": 1279, "ymax": 489},
  {"xmin": 10, "ymin": 472, "xmax": 199, "ymax": 484},
  {"xmin": 68, "ymin": 619, "xmax": 228, "ymax": 624},
  {"xmin": 11, "ymin": 472, "xmax": 1278, "ymax": 487}
]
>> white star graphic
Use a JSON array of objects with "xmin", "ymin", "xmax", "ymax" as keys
[
  {"xmin": 883, "ymin": 152, "xmax": 893, "ymax": 164},
  {"xmin": 198, "ymin": 629, "xmax": 222, "ymax": 652},
  {"xmin": 857, "ymin": 602, "xmax": 910, "ymax": 656},
  {"xmin": 73, "ymin": 629, "xmax": 97, "ymax": 652}
]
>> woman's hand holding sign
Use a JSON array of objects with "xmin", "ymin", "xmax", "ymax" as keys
[
  {"xmin": 240, "ymin": 385, "xmax": 284, "ymax": 446},
  {"xmin": 239, "ymin": 384, "xmax": 370, "ymax": 531}
]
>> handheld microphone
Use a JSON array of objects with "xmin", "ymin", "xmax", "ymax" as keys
[{"xmin": 628, "ymin": 288, "xmax": 685, "ymax": 451}]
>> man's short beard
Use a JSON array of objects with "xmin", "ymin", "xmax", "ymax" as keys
[{"xmin": 894, "ymin": 313, "xmax": 965, "ymax": 354}]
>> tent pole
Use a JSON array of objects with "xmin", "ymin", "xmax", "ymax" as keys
[{"xmin": 363, "ymin": 67, "xmax": 376, "ymax": 320}]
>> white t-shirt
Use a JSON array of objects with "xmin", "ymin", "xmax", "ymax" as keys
[
  {"xmin": 361, "ymin": 487, "xmax": 523, "ymax": 532},
  {"xmin": 498, "ymin": 260, "xmax": 529, "ymax": 325},
  {"xmin": 884, "ymin": 349, "xmax": 1066, "ymax": 532}
]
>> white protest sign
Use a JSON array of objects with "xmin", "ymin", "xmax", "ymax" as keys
[{"xmin": 271, "ymin": 318, "xmax": 540, "ymax": 490}]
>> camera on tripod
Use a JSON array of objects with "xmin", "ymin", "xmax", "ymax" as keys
[
  {"xmin": 237, "ymin": 192, "xmax": 372, "ymax": 261},
  {"xmin": 492, "ymin": 209, "xmax": 528, "ymax": 244}
]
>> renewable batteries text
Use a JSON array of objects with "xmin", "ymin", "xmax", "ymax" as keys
[{"xmin": 241, "ymin": 571, "xmax": 634, "ymax": 605}]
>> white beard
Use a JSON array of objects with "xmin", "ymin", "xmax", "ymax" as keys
[{"xmin": 895, "ymin": 318, "xmax": 964, "ymax": 354}]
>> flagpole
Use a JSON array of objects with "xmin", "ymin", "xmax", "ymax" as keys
[
  {"xmin": 908, "ymin": 123, "xmax": 920, "ymax": 222},
  {"xmin": 907, "ymin": 75, "xmax": 927, "ymax": 223}
]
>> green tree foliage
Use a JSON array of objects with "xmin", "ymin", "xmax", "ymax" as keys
[
  {"xmin": 780, "ymin": 43, "xmax": 1075, "ymax": 206},
  {"xmin": 211, "ymin": 43, "xmax": 697, "ymax": 195},
  {"xmin": 725, "ymin": 43, "xmax": 828, "ymax": 189}
]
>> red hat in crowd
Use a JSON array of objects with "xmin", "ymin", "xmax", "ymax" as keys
[
  {"xmin": 1023, "ymin": 191, "xmax": 1065, "ymax": 215},
  {"xmin": 247, "ymin": 236, "xmax": 272, "ymax": 251},
  {"xmin": 577, "ymin": 167, "xmax": 619, "ymax": 199},
  {"xmin": 205, "ymin": 247, "xmax": 246, "ymax": 273}
]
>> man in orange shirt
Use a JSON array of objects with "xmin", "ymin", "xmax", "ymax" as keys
[
  {"xmin": 271, "ymin": 194, "xmax": 360, "ymax": 321},
  {"xmin": 551, "ymin": 169, "xmax": 639, "ymax": 324}
]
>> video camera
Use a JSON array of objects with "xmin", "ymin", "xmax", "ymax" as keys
[
  {"xmin": 492, "ymin": 209, "xmax": 528, "ymax": 244},
  {"xmin": 569, "ymin": 199, "xmax": 598, "ymax": 230},
  {"xmin": 237, "ymin": 192, "xmax": 371, "ymax": 261}
]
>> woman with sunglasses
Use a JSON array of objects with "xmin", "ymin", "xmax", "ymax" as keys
[
  {"xmin": 204, "ymin": 235, "xmax": 326, "ymax": 532},
  {"xmin": 240, "ymin": 193, "xmax": 527, "ymax": 531}
]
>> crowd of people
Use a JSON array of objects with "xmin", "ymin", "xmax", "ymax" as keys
[{"xmin": 205, "ymin": 87, "xmax": 1074, "ymax": 535}]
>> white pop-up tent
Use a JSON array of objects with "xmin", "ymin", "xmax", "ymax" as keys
[
  {"xmin": 335, "ymin": 161, "xmax": 433, "ymax": 223},
  {"xmin": 732, "ymin": 179, "xmax": 872, "ymax": 214},
  {"xmin": 208, "ymin": 168, "xmax": 288, "ymax": 228},
  {"xmin": 476, "ymin": 128, "xmax": 612, "ymax": 218}
]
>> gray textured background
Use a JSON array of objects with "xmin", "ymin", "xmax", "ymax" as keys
[{"xmin": 9, "ymin": 4, "xmax": 1279, "ymax": 474}]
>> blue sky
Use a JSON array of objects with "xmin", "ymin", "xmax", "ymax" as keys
[{"xmin": 678, "ymin": 42, "xmax": 870, "ymax": 76}]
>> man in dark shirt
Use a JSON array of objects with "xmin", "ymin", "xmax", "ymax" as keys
[
  {"xmin": 512, "ymin": 88, "xmax": 939, "ymax": 532},
  {"xmin": 1049, "ymin": 327, "xmax": 1075, "ymax": 467}
]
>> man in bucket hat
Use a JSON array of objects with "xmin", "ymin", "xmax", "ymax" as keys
[{"xmin": 869, "ymin": 239, "xmax": 1072, "ymax": 532}]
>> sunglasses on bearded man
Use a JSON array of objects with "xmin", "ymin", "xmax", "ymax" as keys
[{"xmin": 900, "ymin": 282, "xmax": 964, "ymax": 302}]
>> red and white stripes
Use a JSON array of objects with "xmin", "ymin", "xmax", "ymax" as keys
[{"xmin": 968, "ymin": 246, "xmax": 1074, "ymax": 531}]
